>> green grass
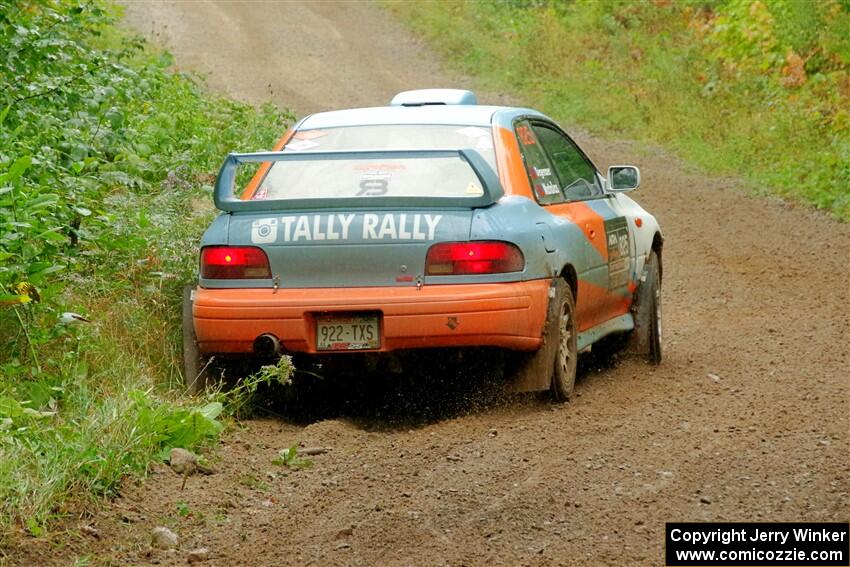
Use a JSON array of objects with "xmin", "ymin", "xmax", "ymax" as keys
[
  {"xmin": 385, "ymin": 0, "xmax": 850, "ymax": 220},
  {"xmin": 0, "ymin": 0, "xmax": 293, "ymax": 538}
]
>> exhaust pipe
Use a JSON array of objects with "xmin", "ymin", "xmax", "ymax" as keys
[{"xmin": 253, "ymin": 333, "xmax": 281, "ymax": 356}]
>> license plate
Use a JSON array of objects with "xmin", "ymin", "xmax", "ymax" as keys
[{"xmin": 316, "ymin": 313, "xmax": 380, "ymax": 351}]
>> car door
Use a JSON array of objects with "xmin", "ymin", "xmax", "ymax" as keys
[{"xmin": 514, "ymin": 119, "xmax": 633, "ymax": 331}]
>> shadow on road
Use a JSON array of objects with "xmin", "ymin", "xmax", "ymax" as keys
[{"xmin": 243, "ymin": 344, "xmax": 627, "ymax": 430}]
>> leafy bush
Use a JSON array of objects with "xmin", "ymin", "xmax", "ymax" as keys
[
  {"xmin": 0, "ymin": 0, "xmax": 292, "ymax": 536},
  {"xmin": 388, "ymin": 0, "xmax": 850, "ymax": 219}
]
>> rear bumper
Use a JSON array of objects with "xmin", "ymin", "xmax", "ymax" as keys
[{"xmin": 193, "ymin": 280, "xmax": 550, "ymax": 354}]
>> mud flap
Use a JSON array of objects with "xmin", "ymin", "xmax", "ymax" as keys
[
  {"xmin": 627, "ymin": 253, "xmax": 658, "ymax": 356},
  {"xmin": 182, "ymin": 285, "xmax": 205, "ymax": 394},
  {"xmin": 507, "ymin": 278, "xmax": 564, "ymax": 393}
]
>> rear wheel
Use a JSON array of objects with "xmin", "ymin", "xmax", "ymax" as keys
[
  {"xmin": 551, "ymin": 282, "xmax": 578, "ymax": 401},
  {"xmin": 182, "ymin": 285, "xmax": 209, "ymax": 394},
  {"xmin": 630, "ymin": 251, "xmax": 662, "ymax": 365},
  {"xmin": 508, "ymin": 279, "xmax": 577, "ymax": 401}
]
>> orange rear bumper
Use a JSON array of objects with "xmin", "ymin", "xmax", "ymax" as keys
[{"xmin": 193, "ymin": 280, "xmax": 550, "ymax": 354}]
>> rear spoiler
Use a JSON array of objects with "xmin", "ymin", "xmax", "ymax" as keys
[{"xmin": 213, "ymin": 149, "xmax": 504, "ymax": 212}]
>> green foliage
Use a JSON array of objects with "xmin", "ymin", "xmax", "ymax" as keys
[
  {"xmin": 387, "ymin": 0, "xmax": 850, "ymax": 219},
  {"xmin": 175, "ymin": 501, "xmax": 191, "ymax": 517},
  {"xmin": 0, "ymin": 386, "xmax": 225, "ymax": 534},
  {"xmin": 130, "ymin": 393, "xmax": 224, "ymax": 461},
  {"xmin": 0, "ymin": 0, "xmax": 293, "ymax": 536},
  {"xmin": 272, "ymin": 445, "xmax": 313, "ymax": 470},
  {"xmin": 216, "ymin": 356, "xmax": 294, "ymax": 419}
]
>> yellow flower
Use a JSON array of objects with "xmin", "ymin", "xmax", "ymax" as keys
[{"xmin": 11, "ymin": 282, "xmax": 40, "ymax": 304}]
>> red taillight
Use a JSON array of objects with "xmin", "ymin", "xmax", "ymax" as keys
[
  {"xmin": 425, "ymin": 241, "xmax": 524, "ymax": 275},
  {"xmin": 201, "ymin": 246, "xmax": 272, "ymax": 279}
]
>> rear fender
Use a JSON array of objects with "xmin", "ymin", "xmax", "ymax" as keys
[
  {"xmin": 469, "ymin": 196, "xmax": 591, "ymax": 282},
  {"xmin": 199, "ymin": 214, "xmax": 230, "ymax": 248},
  {"xmin": 509, "ymin": 277, "xmax": 563, "ymax": 392}
]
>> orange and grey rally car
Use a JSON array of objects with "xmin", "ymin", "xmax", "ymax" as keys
[{"xmin": 183, "ymin": 89, "xmax": 663, "ymax": 399}]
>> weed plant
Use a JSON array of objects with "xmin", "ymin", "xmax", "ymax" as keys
[{"xmin": 0, "ymin": 0, "xmax": 292, "ymax": 536}]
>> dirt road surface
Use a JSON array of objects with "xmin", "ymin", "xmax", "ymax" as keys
[{"xmin": 15, "ymin": 1, "xmax": 849, "ymax": 566}]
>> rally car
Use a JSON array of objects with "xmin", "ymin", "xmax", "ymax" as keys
[{"xmin": 182, "ymin": 89, "xmax": 663, "ymax": 399}]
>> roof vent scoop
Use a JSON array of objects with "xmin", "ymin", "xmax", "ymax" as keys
[{"xmin": 390, "ymin": 89, "xmax": 478, "ymax": 107}]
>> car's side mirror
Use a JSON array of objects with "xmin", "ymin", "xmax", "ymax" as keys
[{"xmin": 607, "ymin": 165, "xmax": 640, "ymax": 192}]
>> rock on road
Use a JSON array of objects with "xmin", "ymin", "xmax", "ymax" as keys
[{"xmin": 29, "ymin": 1, "xmax": 850, "ymax": 566}]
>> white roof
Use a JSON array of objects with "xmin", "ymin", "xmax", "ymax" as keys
[{"xmin": 299, "ymin": 105, "xmax": 507, "ymax": 129}]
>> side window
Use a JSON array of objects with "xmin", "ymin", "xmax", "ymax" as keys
[
  {"xmin": 532, "ymin": 124, "xmax": 603, "ymax": 202},
  {"xmin": 514, "ymin": 120, "xmax": 564, "ymax": 205}
]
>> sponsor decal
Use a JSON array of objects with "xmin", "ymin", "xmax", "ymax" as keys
[
  {"xmin": 291, "ymin": 130, "xmax": 327, "ymax": 140},
  {"xmin": 284, "ymin": 139, "xmax": 320, "ymax": 151},
  {"xmin": 465, "ymin": 182, "xmax": 484, "ymax": 195},
  {"xmin": 353, "ymin": 163, "xmax": 407, "ymax": 172},
  {"xmin": 356, "ymin": 170, "xmax": 392, "ymax": 197},
  {"xmin": 251, "ymin": 218, "xmax": 278, "ymax": 243},
  {"xmin": 456, "ymin": 126, "xmax": 490, "ymax": 138},
  {"xmin": 249, "ymin": 213, "xmax": 443, "ymax": 243},
  {"xmin": 605, "ymin": 217, "xmax": 631, "ymax": 289},
  {"xmin": 252, "ymin": 185, "xmax": 268, "ymax": 201}
]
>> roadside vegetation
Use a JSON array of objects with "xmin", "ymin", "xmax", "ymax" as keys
[
  {"xmin": 0, "ymin": 0, "xmax": 292, "ymax": 538},
  {"xmin": 388, "ymin": 0, "xmax": 850, "ymax": 220}
]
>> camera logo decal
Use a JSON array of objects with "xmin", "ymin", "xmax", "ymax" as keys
[{"xmin": 251, "ymin": 218, "xmax": 278, "ymax": 244}]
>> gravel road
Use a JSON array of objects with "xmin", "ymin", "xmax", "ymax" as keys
[{"xmin": 16, "ymin": 1, "xmax": 849, "ymax": 565}]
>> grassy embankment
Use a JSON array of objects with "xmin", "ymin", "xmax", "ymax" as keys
[
  {"xmin": 388, "ymin": 0, "xmax": 850, "ymax": 219},
  {"xmin": 0, "ymin": 0, "xmax": 292, "ymax": 537}
]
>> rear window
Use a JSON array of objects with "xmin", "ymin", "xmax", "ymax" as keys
[
  {"xmin": 250, "ymin": 125, "xmax": 496, "ymax": 201},
  {"xmin": 256, "ymin": 155, "xmax": 485, "ymax": 200}
]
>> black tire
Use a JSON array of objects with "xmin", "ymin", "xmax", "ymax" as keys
[
  {"xmin": 550, "ymin": 281, "xmax": 578, "ymax": 402},
  {"xmin": 630, "ymin": 251, "xmax": 662, "ymax": 365},
  {"xmin": 182, "ymin": 285, "xmax": 208, "ymax": 394},
  {"xmin": 508, "ymin": 279, "xmax": 578, "ymax": 401}
]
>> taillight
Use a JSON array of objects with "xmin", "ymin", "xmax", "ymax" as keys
[
  {"xmin": 201, "ymin": 246, "xmax": 272, "ymax": 279},
  {"xmin": 425, "ymin": 241, "xmax": 524, "ymax": 275}
]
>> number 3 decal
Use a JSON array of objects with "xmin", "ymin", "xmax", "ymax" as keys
[{"xmin": 517, "ymin": 125, "xmax": 536, "ymax": 146}]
